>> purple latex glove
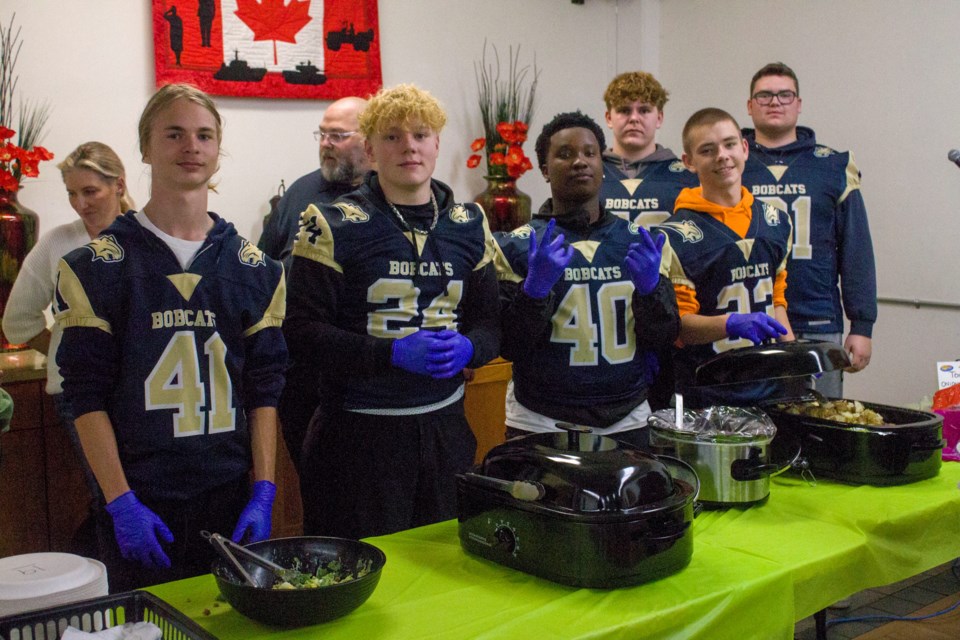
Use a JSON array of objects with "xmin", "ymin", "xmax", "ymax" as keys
[
  {"xmin": 105, "ymin": 491, "xmax": 174, "ymax": 569},
  {"xmin": 624, "ymin": 228, "xmax": 666, "ymax": 296},
  {"xmin": 392, "ymin": 330, "xmax": 444, "ymax": 377},
  {"xmin": 232, "ymin": 480, "xmax": 277, "ymax": 544},
  {"xmin": 522, "ymin": 219, "xmax": 575, "ymax": 299},
  {"xmin": 726, "ymin": 312, "xmax": 788, "ymax": 345},
  {"xmin": 424, "ymin": 330, "xmax": 474, "ymax": 379}
]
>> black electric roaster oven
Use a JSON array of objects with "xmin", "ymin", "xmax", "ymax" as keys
[
  {"xmin": 456, "ymin": 426, "xmax": 698, "ymax": 589},
  {"xmin": 691, "ymin": 339, "xmax": 945, "ymax": 486}
]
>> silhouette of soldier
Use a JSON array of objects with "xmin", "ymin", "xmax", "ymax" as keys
[
  {"xmin": 163, "ymin": 6, "xmax": 184, "ymax": 66},
  {"xmin": 198, "ymin": 0, "xmax": 216, "ymax": 48}
]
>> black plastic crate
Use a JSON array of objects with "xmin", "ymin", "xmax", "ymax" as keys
[{"xmin": 0, "ymin": 590, "xmax": 216, "ymax": 640}]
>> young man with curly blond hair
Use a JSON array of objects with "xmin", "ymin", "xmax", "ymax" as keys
[
  {"xmin": 600, "ymin": 71, "xmax": 698, "ymax": 229},
  {"xmin": 284, "ymin": 84, "xmax": 500, "ymax": 539}
]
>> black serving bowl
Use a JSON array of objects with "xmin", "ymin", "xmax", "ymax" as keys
[{"xmin": 211, "ymin": 536, "xmax": 386, "ymax": 627}]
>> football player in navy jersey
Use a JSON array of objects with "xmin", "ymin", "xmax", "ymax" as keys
[
  {"xmin": 661, "ymin": 108, "xmax": 795, "ymax": 409},
  {"xmin": 495, "ymin": 111, "xmax": 679, "ymax": 449},
  {"xmin": 600, "ymin": 72, "xmax": 699, "ymax": 229},
  {"xmin": 600, "ymin": 72, "xmax": 698, "ymax": 410},
  {"xmin": 742, "ymin": 62, "xmax": 876, "ymax": 397},
  {"xmin": 54, "ymin": 84, "xmax": 286, "ymax": 591},
  {"xmin": 285, "ymin": 84, "xmax": 500, "ymax": 539}
]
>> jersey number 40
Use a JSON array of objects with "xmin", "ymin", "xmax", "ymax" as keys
[{"xmin": 551, "ymin": 282, "xmax": 636, "ymax": 366}]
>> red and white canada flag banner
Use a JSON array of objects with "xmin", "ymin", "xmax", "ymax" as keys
[{"xmin": 152, "ymin": 0, "xmax": 382, "ymax": 99}]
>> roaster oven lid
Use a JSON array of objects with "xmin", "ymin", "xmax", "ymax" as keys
[
  {"xmin": 693, "ymin": 339, "xmax": 851, "ymax": 387},
  {"xmin": 478, "ymin": 430, "xmax": 683, "ymax": 514}
]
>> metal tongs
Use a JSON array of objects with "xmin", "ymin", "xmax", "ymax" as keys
[{"xmin": 201, "ymin": 530, "xmax": 301, "ymax": 588}]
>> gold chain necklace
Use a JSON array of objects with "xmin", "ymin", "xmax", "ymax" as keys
[{"xmin": 386, "ymin": 192, "xmax": 439, "ymax": 236}]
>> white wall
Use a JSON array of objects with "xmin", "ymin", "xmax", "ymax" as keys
[
  {"xmin": 7, "ymin": 0, "xmax": 654, "ymax": 242},
  {"xmin": 659, "ymin": 0, "xmax": 960, "ymax": 407},
  {"xmin": 9, "ymin": 0, "xmax": 953, "ymax": 407}
]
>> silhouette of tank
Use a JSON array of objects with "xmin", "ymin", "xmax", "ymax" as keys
[
  {"xmin": 282, "ymin": 61, "xmax": 327, "ymax": 85},
  {"xmin": 326, "ymin": 22, "xmax": 374, "ymax": 52},
  {"xmin": 214, "ymin": 50, "xmax": 267, "ymax": 82}
]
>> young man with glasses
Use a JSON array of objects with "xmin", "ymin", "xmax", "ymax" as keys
[
  {"xmin": 257, "ymin": 96, "xmax": 370, "ymax": 271},
  {"xmin": 742, "ymin": 62, "xmax": 876, "ymax": 398}
]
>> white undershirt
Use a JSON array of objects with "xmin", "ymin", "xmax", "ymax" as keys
[{"xmin": 135, "ymin": 210, "xmax": 205, "ymax": 269}]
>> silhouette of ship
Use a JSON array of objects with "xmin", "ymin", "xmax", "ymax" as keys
[
  {"xmin": 214, "ymin": 51, "xmax": 267, "ymax": 82},
  {"xmin": 282, "ymin": 61, "xmax": 327, "ymax": 85}
]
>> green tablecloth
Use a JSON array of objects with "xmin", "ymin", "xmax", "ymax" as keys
[{"xmin": 149, "ymin": 464, "xmax": 960, "ymax": 640}]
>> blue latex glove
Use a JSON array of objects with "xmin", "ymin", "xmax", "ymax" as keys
[
  {"xmin": 522, "ymin": 219, "xmax": 575, "ymax": 299},
  {"xmin": 392, "ymin": 330, "xmax": 444, "ymax": 377},
  {"xmin": 624, "ymin": 228, "xmax": 666, "ymax": 296},
  {"xmin": 105, "ymin": 491, "xmax": 174, "ymax": 570},
  {"xmin": 232, "ymin": 480, "xmax": 277, "ymax": 544},
  {"xmin": 424, "ymin": 330, "xmax": 474, "ymax": 379},
  {"xmin": 726, "ymin": 312, "xmax": 788, "ymax": 345}
]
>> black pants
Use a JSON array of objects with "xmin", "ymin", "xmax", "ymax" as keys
[
  {"xmin": 96, "ymin": 476, "xmax": 249, "ymax": 592},
  {"xmin": 299, "ymin": 400, "xmax": 476, "ymax": 540}
]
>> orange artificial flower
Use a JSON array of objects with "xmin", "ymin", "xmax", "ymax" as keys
[
  {"xmin": 470, "ymin": 137, "xmax": 486, "ymax": 152},
  {"xmin": 466, "ymin": 154, "xmax": 482, "ymax": 169}
]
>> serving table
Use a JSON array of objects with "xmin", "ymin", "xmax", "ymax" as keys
[{"xmin": 148, "ymin": 463, "xmax": 960, "ymax": 640}]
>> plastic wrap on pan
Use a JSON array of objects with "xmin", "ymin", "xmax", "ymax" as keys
[{"xmin": 648, "ymin": 406, "xmax": 777, "ymax": 441}]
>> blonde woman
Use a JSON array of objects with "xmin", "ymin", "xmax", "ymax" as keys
[
  {"xmin": 54, "ymin": 84, "xmax": 286, "ymax": 591},
  {"xmin": 3, "ymin": 143, "xmax": 133, "ymax": 520}
]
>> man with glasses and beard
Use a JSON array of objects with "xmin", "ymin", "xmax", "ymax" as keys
[
  {"xmin": 267, "ymin": 97, "xmax": 370, "ymax": 469},
  {"xmin": 741, "ymin": 62, "xmax": 876, "ymax": 398},
  {"xmin": 258, "ymin": 96, "xmax": 370, "ymax": 271}
]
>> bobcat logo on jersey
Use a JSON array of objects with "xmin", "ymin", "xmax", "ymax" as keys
[
  {"xmin": 238, "ymin": 240, "xmax": 266, "ymax": 267},
  {"xmin": 449, "ymin": 204, "xmax": 472, "ymax": 224},
  {"xmin": 814, "ymin": 146, "xmax": 835, "ymax": 158},
  {"xmin": 510, "ymin": 224, "xmax": 533, "ymax": 240},
  {"xmin": 762, "ymin": 203, "xmax": 781, "ymax": 227},
  {"xmin": 335, "ymin": 202, "xmax": 370, "ymax": 223},
  {"xmin": 669, "ymin": 160, "xmax": 687, "ymax": 173},
  {"xmin": 627, "ymin": 221, "xmax": 642, "ymax": 235},
  {"xmin": 659, "ymin": 220, "xmax": 703, "ymax": 243},
  {"xmin": 86, "ymin": 235, "xmax": 124, "ymax": 263}
]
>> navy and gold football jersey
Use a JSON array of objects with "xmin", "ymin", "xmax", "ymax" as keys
[
  {"xmin": 741, "ymin": 126, "xmax": 877, "ymax": 337},
  {"xmin": 54, "ymin": 212, "xmax": 287, "ymax": 501},
  {"xmin": 288, "ymin": 177, "xmax": 497, "ymax": 414},
  {"xmin": 600, "ymin": 152, "xmax": 699, "ymax": 229},
  {"xmin": 496, "ymin": 209, "xmax": 678, "ymax": 426},
  {"xmin": 661, "ymin": 198, "xmax": 792, "ymax": 396}
]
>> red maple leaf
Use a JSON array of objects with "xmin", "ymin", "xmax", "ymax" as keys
[{"xmin": 235, "ymin": 0, "xmax": 312, "ymax": 66}]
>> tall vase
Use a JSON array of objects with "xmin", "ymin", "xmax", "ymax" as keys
[
  {"xmin": 0, "ymin": 189, "xmax": 39, "ymax": 352},
  {"xmin": 474, "ymin": 175, "xmax": 532, "ymax": 233}
]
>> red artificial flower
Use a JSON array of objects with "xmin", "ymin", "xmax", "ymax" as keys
[
  {"xmin": 31, "ymin": 145, "xmax": 54, "ymax": 162},
  {"xmin": 470, "ymin": 137, "xmax": 486, "ymax": 152},
  {"xmin": 506, "ymin": 144, "xmax": 525, "ymax": 165},
  {"xmin": 0, "ymin": 171, "xmax": 18, "ymax": 192},
  {"xmin": 496, "ymin": 121, "xmax": 519, "ymax": 144},
  {"xmin": 0, "ymin": 128, "xmax": 55, "ymax": 192},
  {"xmin": 489, "ymin": 152, "xmax": 506, "ymax": 166},
  {"xmin": 466, "ymin": 154, "xmax": 482, "ymax": 169}
]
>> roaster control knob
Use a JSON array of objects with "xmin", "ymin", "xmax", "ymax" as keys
[{"xmin": 493, "ymin": 524, "xmax": 518, "ymax": 554}]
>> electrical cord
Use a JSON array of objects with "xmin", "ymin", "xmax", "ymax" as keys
[
  {"xmin": 826, "ymin": 598, "xmax": 960, "ymax": 628},
  {"xmin": 827, "ymin": 557, "xmax": 960, "ymax": 629}
]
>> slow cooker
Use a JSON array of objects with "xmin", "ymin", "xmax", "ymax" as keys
[
  {"xmin": 692, "ymin": 340, "xmax": 944, "ymax": 485},
  {"xmin": 648, "ymin": 406, "xmax": 798, "ymax": 508},
  {"xmin": 456, "ymin": 427, "xmax": 697, "ymax": 588}
]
